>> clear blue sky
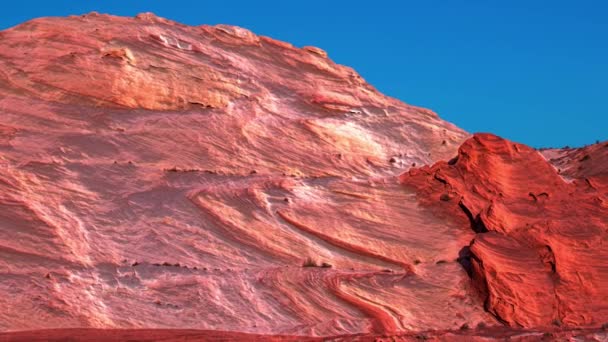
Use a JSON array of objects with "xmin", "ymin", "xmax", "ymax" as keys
[{"xmin": 2, "ymin": 1, "xmax": 606, "ymax": 148}]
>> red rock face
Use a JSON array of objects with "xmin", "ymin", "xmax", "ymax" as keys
[
  {"xmin": 0, "ymin": 12, "xmax": 606, "ymax": 340},
  {"xmin": 400, "ymin": 133, "xmax": 608, "ymax": 328}
]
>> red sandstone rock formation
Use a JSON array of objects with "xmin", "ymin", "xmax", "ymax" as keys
[
  {"xmin": 400, "ymin": 133, "xmax": 608, "ymax": 329},
  {"xmin": 0, "ymin": 12, "xmax": 606, "ymax": 341}
]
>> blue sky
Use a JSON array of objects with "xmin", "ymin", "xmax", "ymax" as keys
[{"xmin": 2, "ymin": 1, "xmax": 606, "ymax": 147}]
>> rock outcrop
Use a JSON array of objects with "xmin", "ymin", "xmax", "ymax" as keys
[
  {"xmin": 0, "ymin": 12, "xmax": 479, "ymax": 336},
  {"xmin": 0, "ymin": 12, "xmax": 606, "ymax": 341},
  {"xmin": 400, "ymin": 133, "xmax": 608, "ymax": 328}
]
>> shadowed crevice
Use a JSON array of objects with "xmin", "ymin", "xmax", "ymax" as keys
[{"xmin": 458, "ymin": 201, "xmax": 489, "ymax": 233}]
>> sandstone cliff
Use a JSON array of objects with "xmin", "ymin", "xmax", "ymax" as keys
[{"xmin": 0, "ymin": 12, "xmax": 606, "ymax": 341}]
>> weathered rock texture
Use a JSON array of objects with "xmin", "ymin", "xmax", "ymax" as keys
[
  {"xmin": 0, "ymin": 12, "xmax": 606, "ymax": 341},
  {"xmin": 401, "ymin": 134, "xmax": 608, "ymax": 329}
]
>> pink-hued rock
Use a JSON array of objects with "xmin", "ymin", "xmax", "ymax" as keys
[
  {"xmin": 1, "ymin": 12, "xmax": 606, "ymax": 341},
  {"xmin": 0, "ymin": 12, "xmax": 482, "ymax": 337}
]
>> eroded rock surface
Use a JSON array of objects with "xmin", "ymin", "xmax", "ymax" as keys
[
  {"xmin": 400, "ymin": 133, "xmax": 608, "ymax": 328},
  {"xmin": 0, "ymin": 12, "xmax": 484, "ymax": 336},
  {"xmin": 0, "ymin": 12, "xmax": 606, "ymax": 340}
]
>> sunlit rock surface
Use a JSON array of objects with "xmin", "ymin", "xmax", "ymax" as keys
[
  {"xmin": 401, "ymin": 134, "xmax": 608, "ymax": 329},
  {"xmin": 0, "ymin": 12, "xmax": 606, "ymax": 340}
]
